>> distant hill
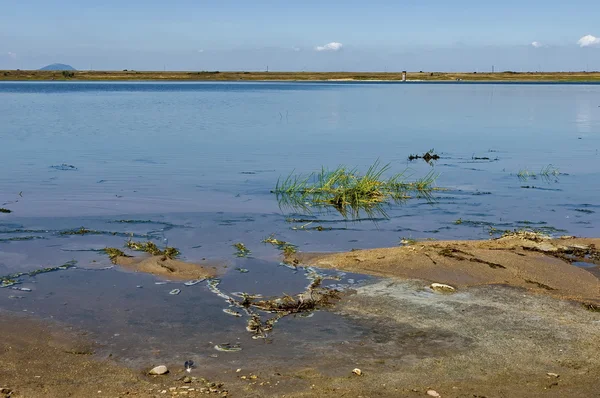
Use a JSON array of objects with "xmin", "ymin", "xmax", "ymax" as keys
[{"xmin": 39, "ymin": 63, "xmax": 76, "ymax": 71}]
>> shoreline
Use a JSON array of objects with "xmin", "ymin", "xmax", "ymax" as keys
[
  {"xmin": 2, "ymin": 254, "xmax": 599, "ymax": 397},
  {"xmin": 2, "ymin": 70, "xmax": 600, "ymax": 83},
  {"xmin": 1, "ymin": 236, "xmax": 599, "ymax": 397}
]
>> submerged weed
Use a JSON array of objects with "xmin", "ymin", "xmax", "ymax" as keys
[
  {"xmin": 0, "ymin": 236, "xmax": 45, "ymax": 243},
  {"xmin": 262, "ymin": 234, "xmax": 298, "ymax": 255},
  {"xmin": 273, "ymin": 160, "xmax": 439, "ymax": 219},
  {"xmin": 233, "ymin": 242, "xmax": 251, "ymax": 257},
  {"xmin": 0, "ymin": 208, "xmax": 12, "ymax": 214},
  {"xmin": 0, "ymin": 260, "xmax": 76, "ymax": 288},
  {"xmin": 60, "ymin": 227, "xmax": 148, "ymax": 238}
]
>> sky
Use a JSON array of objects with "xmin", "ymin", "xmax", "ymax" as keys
[{"xmin": 1, "ymin": 0, "xmax": 600, "ymax": 71}]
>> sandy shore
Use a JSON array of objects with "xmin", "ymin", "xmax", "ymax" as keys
[
  {"xmin": 1, "ymin": 235, "xmax": 598, "ymax": 397},
  {"xmin": 113, "ymin": 254, "xmax": 220, "ymax": 280},
  {"xmin": 289, "ymin": 234, "xmax": 600, "ymax": 304}
]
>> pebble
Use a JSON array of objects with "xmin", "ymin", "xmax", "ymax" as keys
[
  {"xmin": 352, "ymin": 368, "xmax": 362, "ymax": 376},
  {"xmin": 430, "ymin": 283, "xmax": 456, "ymax": 293},
  {"xmin": 427, "ymin": 389, "xmax": 441, "ymax": 397},
  {"xmin": 169, "ymin": 289, "xmax": 181, "ymax": 295},
  {"xmin": 149, "ymin": 365, "xmax": 169, "ymax": 375},
  {"xmin": 547, "ymin": 372, "xmax": 560, "ymax": 378},
  {"xmin": 183, "ymin": 376, "xmax": 192, "ymax": 383}
]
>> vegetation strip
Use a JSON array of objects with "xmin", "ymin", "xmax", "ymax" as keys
[{"xmin": 4, "ymin": 70, "xmax": 600, "ymax": 82}]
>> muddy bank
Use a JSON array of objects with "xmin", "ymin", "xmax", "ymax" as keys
[
  {"xmin": 275, "ymin": 280, "xmax": 600, "ymax": 398},
  {"xmin": 113, "ymin": 254, "xmax": 219, "ymax": 280},
  {"xmin": 0, "ymin": 312, "xmax": 163, "ymax": 397},
  {"xmin": 289, "ymin": 235, "xmax": 600, "ymax": 304},
  {"xmin": 1, "ymin": 278, "xmax": 599, "ymax": 397}
]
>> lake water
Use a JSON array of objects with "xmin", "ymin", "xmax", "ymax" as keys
[{"xmin": 1, "ymin": 81, "xmax": 599, "ymax": 367}]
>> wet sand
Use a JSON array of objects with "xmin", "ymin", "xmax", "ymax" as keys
[
  {"xmin": 114, "ymin": 255, "xmax": 220, "ymax": 280},
  {"xmin": 2, "ymin": 236, "xmax": 599, "ymax": 397},
  {"xmin": 2, "ymin": 278, "xmax": 599, "ymax": 397},
  {"xmin": 289, "ymin": 235, "xmax": 600, "ymax": 304},
  {"xmin": 0, "ymin": 311, "xmax": 161, "ymax": 397}
]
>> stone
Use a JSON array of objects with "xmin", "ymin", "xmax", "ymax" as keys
[
  {"xmin": 352, "ymin": 368, "xmax": 362, "ymax": 376},
  {"xmin": 426, "ymin": 389, "xmax": 441, "ymax": 397},
  {"xmin": 183, "ymin": 376, "xmax": 192, "ymax": 383},
  {"xmin": 149, "ymin": 365, "xmax": 169, "ymax": 375},
  {"xmin": 547, "ymin": 372, "xmax": 560, "ymax": 378},
  {"xmin": 430, "ymin": 283, "xmax": 456, "ymax": 293}
]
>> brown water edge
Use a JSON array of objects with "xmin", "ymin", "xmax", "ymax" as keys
[{"xmin": 289, "ymin": 235, "xmax": 600, "ymax": 305}]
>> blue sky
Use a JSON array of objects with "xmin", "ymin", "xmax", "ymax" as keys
[{"xmin": 1, "ymin": 0, "xmax": 600, "ymax": 71}]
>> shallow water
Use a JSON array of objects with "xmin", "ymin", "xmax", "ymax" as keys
[{"xmin": 1, "ymin": 81, "xmax": 599, "ymax": 366}]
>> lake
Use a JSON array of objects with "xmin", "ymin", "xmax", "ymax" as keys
[{"xmin": 1, "ymin": 81, "xmax": 599, "ymax": 367}]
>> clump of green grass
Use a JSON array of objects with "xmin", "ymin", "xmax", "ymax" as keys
[
  {"xmin": 103, "ymin": 247, "xmax": 130, "ymax": 264},
  {"xmin": 517, "ymin": 164, "xmax": 560, "ymax": 182},
  {"xmin": 233, "ymin": 242, "xmax": 251, "ymax": 257},
  {"xmin": 0, "ymin": 208, "xmax": 12, "ymax": 214},
  {"xmin": 262, "ymin": 234, "xmax": 298, "ymax": 255},
  {"xmin": 125, "ymin": 240, "xmax": 180, "ymax": 258},
  {"xmin": 273, "ymin": 160, "xmax": 438, "ymax": 219}
]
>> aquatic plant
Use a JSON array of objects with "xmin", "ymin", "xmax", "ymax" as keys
[
  {"xmin": 262, "ymin": 234, "xmax": 298, "ymax": 255},
  {"xmin": 60, "ymin": 227, "xmax": 148, "ymax": 238},
  {"xmin": 0, "ymin": 236, "xmax": 45, "ymax": 243},
  {"xmin": 517, "ymin": 164, "xmax": 560, "ymax": 182},
  {"xmin": 408, "ymin": 149, "xmax": 440, "ymax": 163},
  {"xmin": 233, "ymin": 242, "xmax": 251, "ymax": 257},
  {"xmin": 273, "ymin": 160, "xmax": 438, "ymax": 219},
  {"xmin": 0, "ymin": 208, "xmax": 12, "ymax": 213},
  {"xmin": 103, "ymin": 247, "xmax": 130, "ymax": 263},
  {"xmin": 0, "ymin": 260, "xmax": 76, "ymax": 288},
  {"xmin": 125, "ymin": 239, "xmax": 180, "ymax": 258}
]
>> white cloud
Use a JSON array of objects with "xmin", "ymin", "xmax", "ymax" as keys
[
  {"xmin": 292, "ymin": 47, "xmax": 301, "ymax": 52},
  {"xmin": 577, "ymin": 34, "xmax": 600, "ymax": 47},
  {"xmin": 315, "ymin": 42, "xmax": 343, "ymax": 52},
  {"xmin": 531, "ymin": 41, "xmax": 543, "ymax": 48},
  {"xmin": 7, "ymin": 52, "xmax": 17, "ymax": 59},
  {"xmin": 197, "ymin": 49, "xmax": 204, "ymax": 53}
]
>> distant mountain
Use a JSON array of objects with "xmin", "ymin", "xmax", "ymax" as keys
[{"xmin": 39, "ymin": 63, "xmax": 76, "ymax": 71}]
